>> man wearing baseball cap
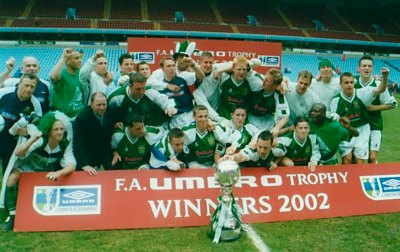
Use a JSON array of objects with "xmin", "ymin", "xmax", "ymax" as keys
[{"xmin": 310, "ymin": 59, "xmax": 341, "ymax": 110}]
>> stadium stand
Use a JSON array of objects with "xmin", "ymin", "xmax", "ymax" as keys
[
  {"xmin": 236, "ymin": 25, "xmax": 304, "ymax": 37},
  {"xmin": 279, "ymin": 3, "xmax": 351, "ymax": 32},
  {"xmin": 308, "ymin": 7, "xmax": 350, "ymax": 32},
  {"xmin": 370, "ymin": 34, "xmax": 400, "ymax": 43},
  {"xmin": 182, "ymin": 1, "xmax": 217, "ymax": 23},
  {"xmin": 30, "ymin": 0, "xmax": 69, "ymax": 18},
  {"xmin": 98, "ymin": 20, "xmax": 153, "ymax": 30},
  {"xmin": 249, "ymin": 3, "xmax": 287, "ymax": 27},
  {"xmin": 307, "ymin": 30, "xmax": 368, "ymax": 41},
  {"xmin": 1, "ymin": 0, "xmax": 400, "ymax": 44},
  {"xmin": 0, "ymin": 0, "xmax": 29, "ymax": 17},
  {"xmin": 147, "ymin": 0, "xmax": 217, "ymax": 23},
  {"xmin": 73, "ymin": 0, "xmax": 104, "ymax": 19},
  {"xmin": 109, "ymin": 0, "xmax": 142, "ymax": 20},
  {"xmin": 336, "ymin": 6, "xmax": 389, "ymax": 34},
  {"xmin": 0, "ymin": 18, "xmax": 6, "ymax": 27},
  {"xmin": 147, "ymin": 0, "xmax": 181, "ymax": 22},
  {"xmin": 12, "ymin": 18, "xmax": 91, "ymax": 28},
  {"xmin": 217, "ymin": 0, "xmax": 251, "ymax": 25},
  {"xmin": 279, "ymin": 3, "xmax": 316, "ymax": 29},
  {"xmin": 160, "ymin": 22, "xmax": 232, "ymax": 33}
]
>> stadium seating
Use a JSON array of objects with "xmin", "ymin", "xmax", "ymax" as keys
[
  {"xmin": 280, "ymin": 3, "xmax": 349, "ymax": 32},
  {"xmin": 217, "ymin": 0, "xmax": 251, "ymax": 25},
  {"xmin": 2, "ymin": 0, "xmax": 400, "ymax": 44},
  {"xmin": 249, "ymin": 3, "xmax": 287, "ymax": 27},
  {"xmin": 110, "ymin": 0, "xmax": 142, "ymax": 20},
  {"xmin": 279, "ymin": 3, "xmax": 316, "ymax": 29},
  {"xmin": 0, "ymin": 18, "xmax": 6, "ymax": 27},
  {"xmin": 12, "ymin": 18, "xmax": 91, "ymax": 28},
  {"xmin": 237, "ymin": 25, "xmax": 304, "ymax": 37},
  {"xmin": 30, "ymin": 0, "xmax": 68, "ymax": 18},
  {"xmin": 160, "ymin": 22, "xmax": 233, "ymax": 33},
  {"xmin": 147, "ymin": 0, "xmax": 217, "ymax": 23},
  {"xmin": 370, "ymin": 34, "xmax": 400, "ymax": 43},
  {"xmin": 73, "ymin": 0, "xmax": 104, "ymax": 19},
  {"xmin": 307, "ymin": 30, "xmax": 368, "ymax": 41},
  {"xmin": 147, "ymin": 0, "xmax": 178, "ymax": 21},
  {"xmin": 182, "ymin": 1, "xmax": 217, "ymax": 23},
  {"xmin": 98, "ymin": 20, "xmax": 153, "ymax": 30},
  {"xmin": 336, "ymin": 6, "xmax": 390, "ymax": 34},
  {"xmin": 0, "ymin": 0, "xmax": 29, "ymax": 17}
]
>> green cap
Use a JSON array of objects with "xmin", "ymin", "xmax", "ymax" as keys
[{"xmin": 318, "ymin": 59, "xmax": 333, "ymax": 69}]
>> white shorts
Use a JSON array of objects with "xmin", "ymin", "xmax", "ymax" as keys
[
  {"xmin": 170, "ymin": 111, "xmax": 194, "ymax": 129},
  {"xmin": 248, "ymin": 114, "xmax": 274, "ymax": 132},
  {"xmin": 341, "ymin": 124, "xmax": 370, "ymax": 160},
  {"xmin": 370, "ymin": 130, "xmax": 382, "ymax": 152}
]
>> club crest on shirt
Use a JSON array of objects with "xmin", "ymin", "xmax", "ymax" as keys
[{"xmin": 138, "ymin": 144, "xmax": 147, "ymax": 155}]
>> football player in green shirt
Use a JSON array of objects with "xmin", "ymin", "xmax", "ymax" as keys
[
  {"xmin": 330, "ymin": 70, "xmax": 389, "ymax": 164},
  {"xmin": 182, "ymin": 105, "xmax": 229, "ymax": 168},
  {"xmin": 309, "ymin": 103, "xmax": 359, "ymax": 165},
  {"xmin": 111, "ymin": 112, "xmax": 164, "ymax": 169},
  {"xmin": 354, "ymin": 55, "xmax": 397, "ymax": 163},
  {"xmin": 279, "ymin": 116, "xmax": 320, "ymax": 172},
  {"xmin": 223, "ymin": 131, "xmax": 285, "ymax": 170}
]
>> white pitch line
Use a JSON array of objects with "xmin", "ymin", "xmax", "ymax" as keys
[{"xmin": 242, "ymin": 224, "xmax": 271, "ymax": 252}]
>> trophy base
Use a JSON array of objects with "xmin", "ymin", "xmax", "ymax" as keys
[{"xmin": 208, "ymin": 226, "xmax": 241, "ymax": 242}]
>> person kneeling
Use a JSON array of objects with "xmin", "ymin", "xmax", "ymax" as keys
[
  {"xmin": 278, "ymin": 116, "xmax": 321, "ymax": 172},
  {"xmin": 150, "ymin": 128, "xmax": 190, "ymax": 171},
  {"xmin": 3, "ymin": 112, "xmax": 75, "ymax": 231},
  {"xmin": 220, "ymin": 131, "xmax": 285, "ymax": 171}
]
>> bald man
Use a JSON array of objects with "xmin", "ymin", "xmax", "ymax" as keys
[
  {"xmin": 3, "ymin": 56, "xmax": 50, "ymax": 113},
  {"xmin": 50, "ymin": 48, "xmax": 90, "ymax": 119}
]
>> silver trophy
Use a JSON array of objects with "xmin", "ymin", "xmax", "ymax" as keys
[{"xmin": 208, "ymin": 160, "xmax": 242, "ymax": 243}]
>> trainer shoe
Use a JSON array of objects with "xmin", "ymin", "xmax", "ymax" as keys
[{"xmin": 2, "ymin": 215, "xmax": 15, "ymax": 232}]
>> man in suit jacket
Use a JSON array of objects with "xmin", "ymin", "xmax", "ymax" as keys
[{"xmin": 73, "ymin": 92, "xmax": 115, "ymax": 174}]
